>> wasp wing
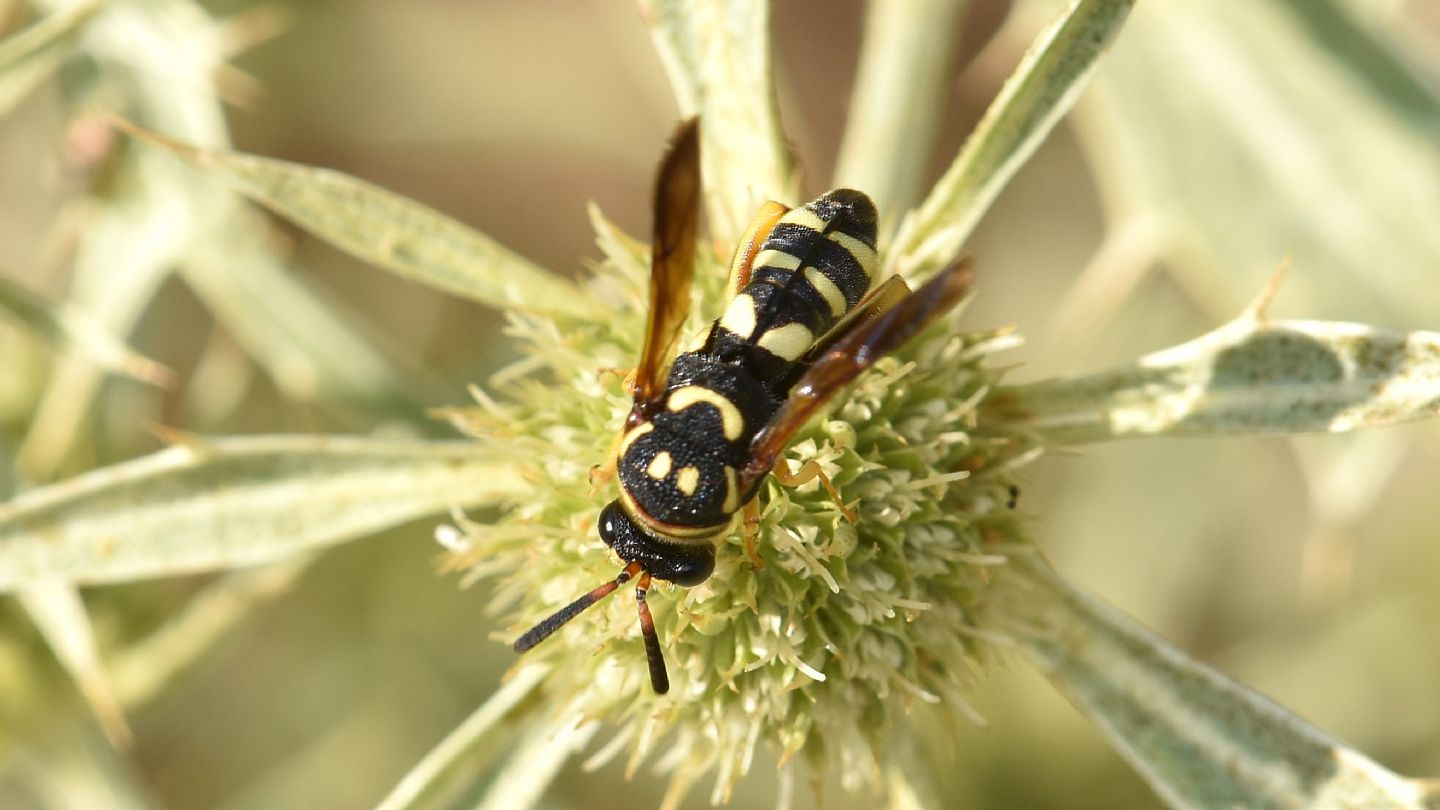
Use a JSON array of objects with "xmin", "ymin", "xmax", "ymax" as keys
[
  {"xmin": 633, "ymin": 118, "xmax": 702, "ymax": 405},
  {"xmin": 800, "ymin": 274, "xmax": 911, "ymax": 364},
  {"xmin": 723, "ymin": 201, "xmax": 788, "ymax": 300},
  {"xmin": 739, "ymin": 259, "xmax": 974, "ymax": 492}
]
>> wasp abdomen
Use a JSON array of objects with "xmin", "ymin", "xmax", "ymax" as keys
[{"xmin": 713, "ymin": 190, "xmax": 878, "ymax": 376}]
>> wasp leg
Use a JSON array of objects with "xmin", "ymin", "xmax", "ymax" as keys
[
  {"xmin": 589, "ymin": 430, "xmax": 626, "ymax": 494},
  {"xmin": 772, "ymin": 459, "xmax": 859, "ymax": 524},
  {"xmin": 742, "ymin": 499, "xmax": 764, "ymax": 570},
  {"xmin": 596, "ymin": 366, "xmax": 639, "ymax": 396}
]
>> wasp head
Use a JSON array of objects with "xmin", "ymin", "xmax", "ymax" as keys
[{"xmin": 597, "ymin": 501, "xmax": 716, "ymax": 587}]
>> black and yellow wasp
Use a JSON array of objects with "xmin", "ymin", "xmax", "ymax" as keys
[{"xmin": 515, "ymin": 120, "xmax": 971, "ymax": 693}]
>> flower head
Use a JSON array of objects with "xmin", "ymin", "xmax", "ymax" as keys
[{"xmin": 438, "ymin": 205, "xmax": 1031, "ymax": 797}]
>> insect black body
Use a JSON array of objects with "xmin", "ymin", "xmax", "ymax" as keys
[
  {"xmin": 608, "ymin": 190, "xmax": 880, "ymax": 582},
  {"xmin": 514, "ymin": 120, "xmax": 971, "ymax": 694}
]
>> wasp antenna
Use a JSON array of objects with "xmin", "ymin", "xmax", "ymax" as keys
[
  {"xmin": 514, "ymin": 563, "xmax": 640, "ymax": 653},
  {"xmin": 634, "ymin": 572, "xmax": 670, "ymax": 694}
]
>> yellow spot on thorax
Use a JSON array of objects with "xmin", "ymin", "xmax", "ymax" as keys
[
  {"xmin": 676, "ymin": 466, "xmax": 701, "ymax": 496},
  {"xmin": 722, "ymin": 466, "xmax": 739, "ymax": 512},
  {"xmin": 646, "ymin": 451, "xmax": 672, "ymax": 479},
  {"xmin": 666, "ymin": 386, "xmax": 745, "ymax": 441}
]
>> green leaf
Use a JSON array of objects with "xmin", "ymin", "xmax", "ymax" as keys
[
  {"xmin": 834, "ymin": 0, "xmax": 970, "ymax": 231},
  {"xmin": 999, "ymin": 553, "xmax": 1435, "ymax": 809},
  {"xmin": 181, "ymin": 214, "xmax": 422, "ymax": 415},
  {"xmin": 0, "ymin": 435, "xmax": 524, "ymax": 590},
  {"xmin": 110, "ymin": 559, "xmax": 311, "ymax": 708},
  {"xmin": 117, "ymin": 123, "xmax": 593, "ymax": 320},
  {"xmin": 474, "ymin": 712, "xmax": 597, "ymax": 810},
  {"xmin": 0, "ymin": 273, "xmax": 173, "ymax": 386},
  {"xmin": 887, "ymin": 0, "xmax": 1135, "ymax": 281},
  {"xmin": 883, "ymin": 736, "xmax": 947, "ymax": 810},
  {"xmin": 18, "ymin": 581, "xmax": 130, "ymax": 747},
  {"xmin": 987, "ymin": 313, "xmax": 1440, "ymax": 443},
  {"xmin": 17, "ymin": 145, "xmax": 195, "ymax": 482},
  {"xmin": 641, "ymin": 0, "xmax": 798, "ymax": 245},
  {"xmin": 7, "ymin": 717, "xmax": 160, "ymax": 810},
  {"xmin": 1078, "ymin": 0, "xmax": 1440, "ymax": 326},
  {"xmin": 588, "ymin": 203, "xmax": 651, "ymax": 285},
  {"xmin": 0, "ymin": 0, "xmax": 103, "ymax": 116},
  {"xmin": 375, "ymin": 664, "xmax": 551, "ymax": 810},
  {"xmin": 18, "ymin": 0, "xmax": 241, "ymax": 483}
]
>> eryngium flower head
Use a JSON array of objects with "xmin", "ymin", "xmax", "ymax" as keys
[{"xmin": 438, "ymin": 209, "xmax": 1033, "ymax": 802}]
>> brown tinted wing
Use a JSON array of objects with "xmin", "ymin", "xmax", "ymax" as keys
[
  {"xmin": 724, "ymin": 201, "xmax": 788, "ymax": 299},
  {"xmin": 802, "ymin": 274, "xmax": 911, "ymax": 364},
  {"xmin": 739, "ymin": 259, "xmax": 974, "ymax": 491},
  {"xmin": 633, "ymin": 118, "xmax": 702, "ymax": 404}
]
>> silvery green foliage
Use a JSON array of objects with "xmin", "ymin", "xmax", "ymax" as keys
[{"xmin": 3, "ymin": 0, "xmax": 1440, "ymax": 808}]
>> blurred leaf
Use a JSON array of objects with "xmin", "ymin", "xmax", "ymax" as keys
[
  {"xmin": 376, "ymin": 664, "xmax": 551, "ymax": 810},
  {"xmin": 588, "ymin": 204, "xmax": 651, "ymax": 281},
  {"xmin": 18, "ymin": 581, "xmax": 130, "ymax": 747},
  {"xmin": 0, "ymin": 274, "xmax": 172, "ymax": 386},
  {"xmin": 180, "ymin": 325, "xmax": 256, "ymax": 426},
  {"xmin": 1001, "ymin": 553, "xmax": 1435, "ymax": 809},
  {"xmin": 1079, "ymin": 0, "xmax": 1440, "ymax": 325},
  {"xmin": 883, "ymin": 736, "xmax": 947, "ymax": 810},
  {"xmin": 587, "ymin": 203, "xmax": 653, "ymax": 310},
  {"xmin": 5, "ymin": 719, "xmax": 159, "ymax": 810},
  {"xmin": 17, "ymin": 147, "xmax": 195, "ymax": 482},
  {"xmin": 117, "ymin": 123, "xmax": 594, "ymax": 320},
  {"xmin": 834, "ymin": 0, "xmax": 969, "ymax": 229},
  {"xmin": 641, "ymin": 0, "xmax": 798, "ymax": 245},
  {"xmin": 111, "ymin": 558, "xmax": 310, "ymax": 707},
  {"xmin": 888, "ymin": 0, "xmax": 1134, "ymax": 281},
  {"xmin": 475, "ymin": 714, "xmax": 597, "ymax": 810},
  {"xmin": 18, "ymin": 0, "xmax": 236, "ymax": 481},
  {"xmin": 988, "ymin": 312, "xmax": 1440, "ymax": 443},
  {"xmin": 1289, "ymin": 431, "xmax": 1408, "ymax": 606},
  {"xmin": 181, "ymin": 211, "xmax": 423, "ymax": 415},
  {"xmin": 0, "ymin": 0, "xmax": 102, "ymax": 116},
  {"xmin": 0, "ymin": 435, "xmax": 524, "ymax": 589}
]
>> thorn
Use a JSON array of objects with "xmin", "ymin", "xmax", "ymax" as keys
[
  {"xmin": 1243, "ymin": 254, "xmax": 1292, "ymax": 324},
  {"xmin": 145, "ymin": 423, "xmax": 201, "ymax": 449},
  {"xmin": 105, "ymin": 116, "xmax": 211, "ymax": 166}
]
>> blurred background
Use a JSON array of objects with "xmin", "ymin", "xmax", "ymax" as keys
[{"xmin": 2, "ymin": 0, "xmax": 1439, "ymax": 807}]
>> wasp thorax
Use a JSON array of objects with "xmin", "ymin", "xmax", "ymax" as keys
[{"xmin": 598, "ymin": 501, "xmax": 716, "ymax": 587}]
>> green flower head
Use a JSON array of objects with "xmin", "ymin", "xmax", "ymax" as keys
[{"xmin": 436, "ymin": 193, "xmax": 1030, "ymax": 797}]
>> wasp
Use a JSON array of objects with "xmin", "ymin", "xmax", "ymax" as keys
[{"xmin": 514, "ymin": 120, "xmax": 972, "ymax": 693}]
